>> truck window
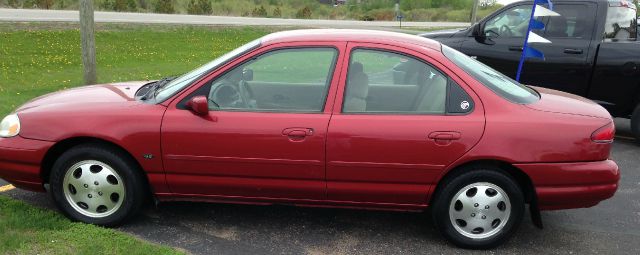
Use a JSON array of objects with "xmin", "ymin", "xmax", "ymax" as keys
[
  {"xmin": 603, "ymin": 2, "xmax": 637, "ymax": 41},
  {"xmin": 542, "ymin": 4, "xmax": 593, "ymax": 39},
  {"xmin": 483, "ymin": 5, "xmax": 533, "ymax": 38}
]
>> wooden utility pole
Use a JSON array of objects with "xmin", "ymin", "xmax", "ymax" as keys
[
  {"xmin": 470, "ymin": 0, "xmax": 479, "ymax": 24},
  {"xmin": 79, "ymin": 0, "xmax": 97, "ymax": 85}
]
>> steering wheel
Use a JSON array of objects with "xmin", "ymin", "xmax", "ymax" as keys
[
  {"xmin": 499, "ymin": 25, "xmax": 513, "ymax": 37},
  {"xmin": 211, "ymin": 83, "xmax": 249, "ymax": 109},
  {"xmin": 238, "ymin": 80, "xmax": 256, "ymax": 109}
]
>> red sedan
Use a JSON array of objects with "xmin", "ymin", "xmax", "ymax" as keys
[{"xmin": 0, "ymin": 30, "xmax": 619, "ymax": 249}]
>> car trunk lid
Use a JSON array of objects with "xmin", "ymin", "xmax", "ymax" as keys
[{"xmin": 525, "ymin": 86, "xmax": 612, "ymax": 119}]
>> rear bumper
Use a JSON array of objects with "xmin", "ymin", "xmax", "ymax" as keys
[
  {"xmin": 0, "ymin": 136, "xmax": 53, "ymax": 192},
  {"xmin": 515, "ymin": 160, "xmax": 619, "ymax": 210}
]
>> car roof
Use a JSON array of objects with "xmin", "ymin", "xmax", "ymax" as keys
[{"xmin": 261, "ymin": 29, "xmax": 442, "ymax": 51}]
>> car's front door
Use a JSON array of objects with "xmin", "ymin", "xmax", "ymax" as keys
[
  {"xmin": 326, "ymin": 43, "xmax": 485, "ymax": 206},
  {"xmin": 459, "ymin": 3, "xmax": 533, "ymax": 77},
  {"xmin": 161, "ymin": 42, "xmax": 345, "ymax": 200}
]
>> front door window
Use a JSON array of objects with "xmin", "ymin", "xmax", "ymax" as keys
[
  {"xmin": 484, "ymin": 6, "xmax": 533, "ymax": 38},
  {"xmin": 206, "ymin": 48, "xmax": 338, "ymax": 112}
]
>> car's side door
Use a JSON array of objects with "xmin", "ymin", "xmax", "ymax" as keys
[
  {"xmin": 326, "ymin": 43, "xmax": 485, "ymax": 207},
  {"xmin": 161, "ymin": 42, "xmax": 346, "ymax": 200},
  {"xmin": 459, "ymin": 4, "xmax": 533, "ymax": 77}
]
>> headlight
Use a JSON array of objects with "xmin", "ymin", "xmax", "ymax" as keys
[{"xmin": 0, "ymin": 114, "xmax": 20, "ymax": 138}]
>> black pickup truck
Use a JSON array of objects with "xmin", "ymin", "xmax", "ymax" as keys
[{"xmin": 422, "ymin": 0, "xmax": 640, "ymax": 140}]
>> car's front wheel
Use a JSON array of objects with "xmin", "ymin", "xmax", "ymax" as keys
[
  {"xmin": 431, "ymin": 167, "xmax": 524, "ymax": 249},
  {"xmin": 49, "ymin": 144, "xmax": 145, "ymax": 226}
]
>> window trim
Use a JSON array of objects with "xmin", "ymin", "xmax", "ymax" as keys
[
  {"xmin": 341, "ymin": 47, "xmax": 474, "ymax": 116},
  {"xmin": 177, "ymin": 46, "xmax": 340, "ymax": 114}
]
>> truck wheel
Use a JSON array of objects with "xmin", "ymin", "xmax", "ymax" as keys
[
  {"xmin": 431, "ymin": 167, "xmax": 524, "ymax": 249},
  {"xmin": 632, "ymin": 104, "xmax": 640, "ymax": 143},
  {"xmin": 49, "ymin": 144, "xmax": 146, "ymax": 226}
]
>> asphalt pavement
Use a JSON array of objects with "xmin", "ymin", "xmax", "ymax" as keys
[
  {"xmin": 1, "ymin": 118, "xmax": 639, "ymax": 254},
  {"xmin": 0, "ymin": 8, "xmax": 468, "ymax": 28}
]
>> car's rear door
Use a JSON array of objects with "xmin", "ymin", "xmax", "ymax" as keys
[
  {"xmin": 518, "ymin": 2, "xmax": 597, "ymax": 96},
  {"xmin": 161, "ymin": 42, "xmax": 346, "ymax": 200},
  {"xmin": 326, "ymin": 43, "xmax": 485, "ymax": 207}
]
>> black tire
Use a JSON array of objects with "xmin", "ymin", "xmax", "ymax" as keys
[
  {"xmin": 631, "ymin": 104, "xmax": 640, "ymax": 143},
  {"xmin": 431, "ymin": 166, "xmax": 525, "ymax": 249},
  {"xmin": 49, "ymin": 144, "xmax": 146, "ymax": 226}
]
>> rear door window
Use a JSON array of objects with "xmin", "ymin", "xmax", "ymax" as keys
[
  {"xmin": 342, "ymin": 48, "xmax": 473, "ymax": 115},
  {"xmin": 540, "ymin": 4, "xmax": 595, "ymax": 39}
]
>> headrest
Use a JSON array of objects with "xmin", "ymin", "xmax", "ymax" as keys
[{"xmin": 350, "ymin": 62, "xmax": 364, "ymax": 74}]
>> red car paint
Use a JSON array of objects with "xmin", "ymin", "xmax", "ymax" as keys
[{"xmin": 0, "ymin": 30, "xmax": 619, "ymax": 212}]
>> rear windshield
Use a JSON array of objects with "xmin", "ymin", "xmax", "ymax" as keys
[
  {"xmin": 604, "ymin": 1, "xmax": 637, "ymax": 41},
  {"xmin": 441, "ymin": 45, "xmax": 539, "ymax": 104}
]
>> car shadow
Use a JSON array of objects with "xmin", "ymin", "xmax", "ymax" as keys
[
  {"xmin": 119, "ymin": 200, "xmax": 592, "ymax": 254},
  {"xmin": 3, "ymin": 180, "xmax": 636, "ymax": 254}
]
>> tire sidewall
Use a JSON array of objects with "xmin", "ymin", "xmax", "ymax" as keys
[
  {"xmin": 432, "ymin": 169, "xmax": 525, "ymax": 249},
  {"xmin": 49, "ymin": 145, "xmax": 143, "ymax": 226}
]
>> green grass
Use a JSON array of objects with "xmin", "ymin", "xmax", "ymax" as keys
[
  {"xmin": 0, "ymin": 195, "xmax": 183, "ymax": 254},
  {"xmin": 0, "ymin": 23, "xmax": 278, "ymax": 253},
  {"xmin": 0, "ymin": 23, "xmax": 274, "ymax": 116}
]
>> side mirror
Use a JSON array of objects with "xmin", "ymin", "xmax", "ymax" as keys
[
  {"xmin": 471, "ymin": 23, "xmax": 483, "ymax": 38},
  {"xmin": 242, "ymin": 68, "xmax": 253, "ymax": 81},
  {"xmin": 472, "ymin": 23, "xmax": 496, "ymax": 45},
  {"xmin": 187, "ymin": 95, "xmax": 209, "ymax": 116}
]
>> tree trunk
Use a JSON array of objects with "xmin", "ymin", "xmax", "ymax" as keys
[
  {"xmin": 470, "ymin": 0, "xmax": 479, "ymax": 23},
  {"xmin": 79, "ymin": 0, "xmax": 97, "ymax": 85}
]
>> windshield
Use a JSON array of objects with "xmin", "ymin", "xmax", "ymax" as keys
[
  {"xmin": 604, "ymin": 2, "xmax": 637, "ymax": 41},
  {"xmin": 441, "ymin": 45, "xmax": 539, "ymax": 104},
  {"xmin": 155, "ymin": 38, "xmax": 261, "ymax": 102}
]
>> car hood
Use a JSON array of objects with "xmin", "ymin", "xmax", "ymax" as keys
[
  {"xmin": 15, "ymin": 81, "xmax": 150, "ymax": 112},
  {"xmin": 526, "ymin": 86, "xmax": 612, "ymax": 119}
]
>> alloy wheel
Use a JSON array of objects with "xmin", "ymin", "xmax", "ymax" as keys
[
  {"xmin": 448, "ymin": 182, "xmax": 511, "ymax": 239},
  {"xmin": 62, "ymin": 160, "xmax": 125, "ymax": 218}
]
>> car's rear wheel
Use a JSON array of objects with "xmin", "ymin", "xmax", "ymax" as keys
[
  {"xmin": 49, "ymin": 144, "xmax": 145, "ymax": 226},
  {"xmin": 631, "ymin": 104, "xmax": 640, "ymax": 143},
  {"xmin": 431, "ymin": 167, "xmax": 524, "ymax": 249}
]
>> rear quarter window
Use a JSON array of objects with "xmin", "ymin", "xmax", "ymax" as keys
[{"xmin": 604, "ymin": 3, "xmax": 637, "ymax": 41}]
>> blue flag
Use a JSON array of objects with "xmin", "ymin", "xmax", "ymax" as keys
[{"xmin": 515, "ymin": 0, "xmax": 558, "ymax": 81}]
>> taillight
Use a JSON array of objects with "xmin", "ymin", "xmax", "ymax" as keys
[{"xmin": 591, "ymin": 122, "xmax": 615, "ymax": 143}]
